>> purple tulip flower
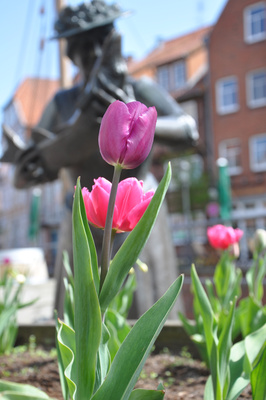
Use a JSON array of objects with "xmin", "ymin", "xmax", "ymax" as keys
[{"xmin": 98, "ymin": 100, "xmax": 157, "ymax": 169}]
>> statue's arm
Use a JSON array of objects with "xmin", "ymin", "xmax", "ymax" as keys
[
  {"xmin": 132, "ymin": 77, "xmax": 199, "ymax": 146},
  {"xmin": 35, "ymin": 98, "xmax": 59, "ymax": 132},
  {"xmin": 13, "ymin": 106, "xmax": 101, "ymax": 188}
]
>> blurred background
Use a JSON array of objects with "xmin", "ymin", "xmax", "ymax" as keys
[{"xmin": 0, "ymin": 0, "xmax": 265, "ymax": 319}]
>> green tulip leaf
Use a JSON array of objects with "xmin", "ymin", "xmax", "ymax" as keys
[
  {"xmin": 109, "ymin": 273, "xmax": 137, "ymax": 317},
  {"xmin": 0, "ymin": 380, "xmax": 53, "ymax": 399},
  {"xmin": 62, "ymin": 279, "xmax": 74, "ymax": 330},
  {"xmin": 191, "ymin": 265, "xmax": 220, "ymax": 398},
  {"xmin": 56, "ymin": 320, "xmax": 76, "ymax": 399},
  {"xmin": 105, "ymin": 309, "xmax": 131, "ymax": 361},
  {"xmin": 226, "ymin": 324, "xmax": 266, "ymax": 400},
  {"xmin": 205, "ymin": 279, "xmax": 220, "ymax": 315},
  {"xmin": 250, "ymin": 344, "xmax": 266, "ymax": 400},
  {"xmin": 0, "ymin": 306, "xmax": 18, "ymax": 338},
  {"xmin": 128, "ymin": 388, "xmax": 165, "ymax": 399},
  {"xmin": 204, "ymin": 376, "xmax": 215, "ymax": 400},
  {"xmin": 178, "ymin": 313, "xmax": 198, "ymax": 337},
  {"xmin": 55, "ymin": 314, "xmax": 70, "ymax": 400},
  {"xmin": 0, "ymin": 395, "xmax": 54, "ymax": 400},
  {"xmin": 92, "ymin": 274, "xmax": 183, "ymax": 400},
  {"xmin": 72, "ymin": 179, "xmax": 102, "ymax": 399},
  {"xmin": 217, "ymin": 298, "xmax": 236, "ymax": 396},
  {"xmin": 190, "ymin": 265, "xmax": 216, "ymax": 358},
  {"xmin": 226, "ymin": 341, "xmax": 249, "ymax": 400},
  {"xmin": 244, "ymin": 322, "xmax": 266, "ymax": 370},
  {"xmin": 213, "ymin": 252, "xmax": 230, "ymax": 300},
  {"xmin": 74, "ymin": 178, "xmax": 99, "ymax": 292},
  {"xmin": 99, "ymin": 163, "xmax": 172, "ymax": 313},
  {"xmin": 236, "ymin": 296, "xmax": 263, "ymax": 337},
  {"xmin": 0, "ymin": 395, "xmax": 53, "ymax": 400},
  {"xmin": 94, "ymin": 323, "xmax": 111, "ymax": 394},
  {"xmin": 62, "ymin": 251, "xmax": 74, "ymax": 289}
]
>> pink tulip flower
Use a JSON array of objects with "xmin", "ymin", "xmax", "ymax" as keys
[
  {"xmin": 207, "ymin": 224, "xmax": 243, "ymax": 250},
  {"xmin": 82, "ymin": 177, "xmax": 154, "ymax": 233},
  {"xmin": 98, "ymin": 100, "xmax": 157, "ymax": 169}
]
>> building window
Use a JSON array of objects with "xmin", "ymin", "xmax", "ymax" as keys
[
  {"xmin": 216, "ymin": 76, "xmax": 239, "ymax": 115},
  {"xmin": 157, "ymin": 66, "xmax": 170, "ymax": 91},
  {"xmin": 173, "ymin": 61, "xmax": 186, "ymax": 90},
  {"xmin": 244, "ymin": 2, "xmax": 266, "ymax": 43},
  {"xmin": 157, "ymin": 61, "xmax": 187, "ymax": 92},
  {"xmin": 250, "ymin": 133, "xmax": 266, "ymax": 171},
  {"xmin": 247, "ymin": 69, "xmax": 266, "ymax": 108},
  {"xmin": 219, "ymin": 138, "xmax": 242, "ymax": 175}
]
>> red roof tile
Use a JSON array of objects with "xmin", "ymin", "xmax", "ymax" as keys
[
  {"xmin": 13, "ymin": 77, "xmax": 60, "ymax": 127},
  {"xmin": 128, "ymin": 25, "xmax": 212, "ymax": 74}
]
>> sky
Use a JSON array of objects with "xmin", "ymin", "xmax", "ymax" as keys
[{"xmin": 0, "ymin": 0, "xmax": 228, "ymax": 128}]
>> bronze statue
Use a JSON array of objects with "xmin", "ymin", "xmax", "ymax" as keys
[{"xmin": 1, "ymin": 1, "xmax": 198, "ymax": 317}]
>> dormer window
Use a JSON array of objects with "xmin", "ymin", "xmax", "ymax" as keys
[
  {"xmin": 157, "ymin": 66, "xmax": 170, "ymax": 91},
  {"xmin": 173, "ymin": 61, "xmax": 186, "ymax": 90},
  {"xmin": 244, "ymin": 2, "xmax": 266, "ymax": 43},
  {"xmin": 157, "ymin": 61, "xmax": 186, "ymax": 92}
]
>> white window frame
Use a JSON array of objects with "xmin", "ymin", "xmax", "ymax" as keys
[
  {"xmin": 244, "ymin": 1, "xmax": 266, "ymax": 44},
  {"xmin": 157, "ymin": 66, "xmax": 170, "ymax": 91},
  {"xmin": 216, "ymin": 76, "xmax": 239, "ymax": 115},
  {"xmin": 249, "ymin": 133, "xmax": 266, "ymax": 172},
  {"xmin": 246, "ymin": 68, "xmax": 266, "ymax": 108},
  {"xmin": 157, "ymin": 61, "xmax": 187, "ymax": 92},
  {"xmin": 173, "ymin": 60, "xmax": 186, "ymax": 90},
  {"xmin": 219, "ymin": 138, "xmax": 242, "ymax": 175}
]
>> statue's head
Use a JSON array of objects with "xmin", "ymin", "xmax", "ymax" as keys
[
  {"xmin": 52, "ymin": 1, "xmax": 126, "ymax": 39},
  {"xmin": 52, "ymin": 1, "xmax": 126, "ymax": 74}
]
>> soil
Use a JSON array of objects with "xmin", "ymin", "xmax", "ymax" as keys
[{"xmin": 0, "ymin": 347, "xmax": 252, "ymax": 399}]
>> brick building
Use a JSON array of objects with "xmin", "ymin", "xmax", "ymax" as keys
[
  {"xmin": 207, "ymin": 0, "xmax": 266, "ymax": 200},
  {"xmin": 128, "ymin": 0, "xmax": 266, "ymax": 261},
  {"xmin": 206, "ymin": 0, "xmax": 266, "ymax": 259},
  {"xmin": 128, "ymin": 25, "xmax": 211, "ymax": 155}
]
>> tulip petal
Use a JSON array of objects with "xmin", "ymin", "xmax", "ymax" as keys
[
  {"xmin": 82, "ymin": 187, "xmax": 102, "ymax": 228},
  {"xmin": 207, "ymin": 224, "xmax": 243, "ymax": 250},
  {"xmin": 82, "ymin": 178, "xmax": 112, "ymax": 229},
  {"xmin": 82, "ymin": 176, "xmax": 154, "ymax": 233},
  {"xmin": 116, "ymin": 179, "xmax": 143, "ymax": 215},
  {"xmin": 99, "ymin": 101, "xmax": 131, "ymax": 166},
  {"xmin": 123, "ymin": 108, "xmax": 157, "ymax": 168},
  {"xmin": 128, "ymin": 195, "xmax": 155, "ymax": 230}
]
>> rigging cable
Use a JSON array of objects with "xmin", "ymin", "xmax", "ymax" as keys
[
  {"xmin": 12, "ymin": 0, "xmax": 34, "ymax": 92},
  {"xmin": 28, "ymin": 0, "xmax": 49, "ymax": 130}
]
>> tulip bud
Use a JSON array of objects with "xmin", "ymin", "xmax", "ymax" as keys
[
  {"xmin": 136, "ymin": 258, "xmax": 149, "ymax": 273},
  {"xmin": 99, "ymin": 100, "xmax": 157, "ymax": 169},
  {"xmin": 229, "ymin": 242, "xmax": 240, "ymax": 259},
  {"xmin": 254, "ymin": 229, "xmax": 266, "ymax": 254}
]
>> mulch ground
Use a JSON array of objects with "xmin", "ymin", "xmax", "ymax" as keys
[{"xmin": 0, "ymin": 347, "xmax": 252, "ymax": 399}]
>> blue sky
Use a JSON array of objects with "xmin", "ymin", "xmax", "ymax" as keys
[{"xmin": 0, "ymin": 0, "xmax": 228, "ymax": 127}]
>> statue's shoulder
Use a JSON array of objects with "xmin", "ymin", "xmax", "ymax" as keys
[
  {"xmin": 54, "ymin": 84, "xmax": 82, "ymax": 105},
  {"xmin": 53, "ymin": 84, "xmax": 83, "ymax": 121},
  {"xmin": 129, "ymin": 76, "xmax": 182, "ymax": 116}
]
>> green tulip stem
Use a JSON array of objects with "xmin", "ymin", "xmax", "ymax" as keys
[{"xmin": 100, "ymin": 164, "xmax": 122, "ymax": 292}]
